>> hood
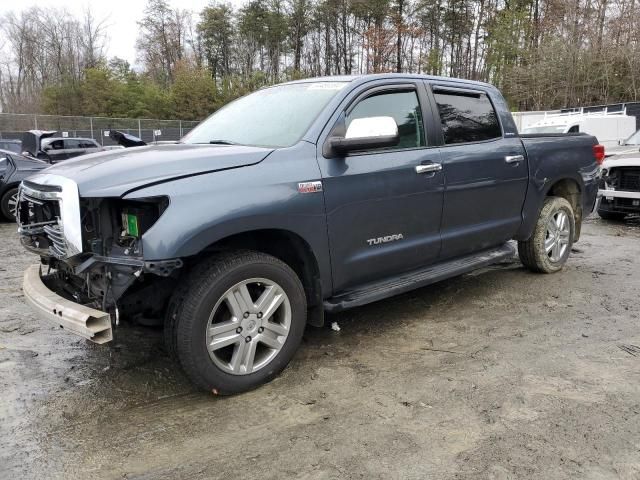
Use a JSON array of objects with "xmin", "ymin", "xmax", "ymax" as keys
[
  {"xmin": 41, "ymin": 143, "xmax": 274, "ymax": 197},
  {"xmin": 604, "ymin": 146, "xmax": 640, "ymax": 158},
  {"xmin": 603, "ymin": 156, "xmax": 640, "ymax": 169}
]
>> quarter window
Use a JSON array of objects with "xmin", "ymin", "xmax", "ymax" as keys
[
  {"xmin": 433, "ymin": 90, "xmax": 502, "ymax": 144},
  {"xmin": 347, "ymin": 90, "xmax": 426, "ymax": 149}
]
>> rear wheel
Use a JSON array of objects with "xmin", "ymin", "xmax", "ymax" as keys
[
  {"xmin": 518, "ymin": 196, "xmax": 575, "ymax": 273},
  {"xmin": 172, "ymin": 251, "xmax": 306, "ymax": 394},
  {"xmin": 0, "ymin": 188, "xmax": 18, "ymax": 221}
]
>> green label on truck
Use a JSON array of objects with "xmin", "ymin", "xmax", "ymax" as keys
[{"xmin": 124, "ymin": 213, "xmax": 139, "ymax": 237}]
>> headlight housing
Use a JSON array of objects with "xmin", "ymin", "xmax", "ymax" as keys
[
  {"xmin": 81, "ymin": 196, "xmax": 169, "ymax": 256},
  {"xmin": 117, "ymin": 196, "xmax": 169, "ymax": 242}
]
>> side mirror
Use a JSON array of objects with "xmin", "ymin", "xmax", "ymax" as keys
[
  {"xmin": 619, "ymin": 139, "xmax": 624, "ymax": 146},
  {"xmin": 329, "ymin": 116, "xmax": 399, "ymax": 155}
]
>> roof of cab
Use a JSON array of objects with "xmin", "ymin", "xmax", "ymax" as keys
[{"xmin": 283, "ymin": 73, "xmax": 494, "ymax": 89}]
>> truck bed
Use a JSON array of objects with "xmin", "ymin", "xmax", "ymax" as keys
[{"xmin": 516, "ymin": 133, "xmax": 600, "ymax": 241}]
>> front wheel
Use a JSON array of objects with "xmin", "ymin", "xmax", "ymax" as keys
[
  {"xmin": 172, "ymin": 251, "xmax": 307, "ymax": 394},
  {"xmin": 518, "ymin": 196, "xmax": 575, "ymax": 273}
]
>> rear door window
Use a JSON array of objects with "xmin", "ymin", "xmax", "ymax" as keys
[{"xmin": 433, "ymin": 90, "xmax": 502, "ymax": 144}]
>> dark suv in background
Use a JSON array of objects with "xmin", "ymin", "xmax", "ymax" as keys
[
  {"xmin": 22, "ymin": 130, "xmax": 102, "ymax": 162},
  {"xmin": 39, "ymin": 137, "xmax": 102, "ymax": 162},
  {"xmin": 0, "ymin": 149, "xmax": 47, "ymax": 220}
]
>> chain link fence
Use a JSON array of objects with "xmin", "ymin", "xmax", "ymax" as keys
[{"xmin": 0, "ymin": 113, "xmax": 201, "ymax": 146}]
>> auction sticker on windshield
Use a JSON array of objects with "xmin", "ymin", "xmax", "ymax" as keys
[{"xmin": 307, "ymin": 83, "xmax": 347, "ymax": 90}]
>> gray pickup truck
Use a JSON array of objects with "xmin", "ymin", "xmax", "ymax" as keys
[{"xmin": 17, "ymin": 74, "xmax": 601, "ymax": 394}]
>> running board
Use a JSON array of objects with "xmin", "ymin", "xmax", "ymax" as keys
[{"xmin": 324, "ymin": 243, "xmax": 515, "ymax": 312}]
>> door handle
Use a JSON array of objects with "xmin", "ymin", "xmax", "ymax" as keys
[
  {"xmin": 505, "ymin": 155, "xmax": 524, "ymax": 164},
  {"xmin": 415, "ymin": 163, "xmax": 442, "ymax": 174}
]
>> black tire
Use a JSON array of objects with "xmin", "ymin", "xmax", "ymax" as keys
[
  {"xmin": 597, "ymin": 209, "xmax": 626, "ymax": 221},
  {"xmin": 163, "ymin": 281, "xmax": 188, "ymax": 361},
  {"xmin": 518, "ymin": 196, "xmax": 575, "ymax": 274},
  {"xmin": 0, "ymin": 187, "xmax": 18, "ymax": 221},
  {"xmin": 172, "ymin": 250, "xmax": 306, "ymax": 394}
]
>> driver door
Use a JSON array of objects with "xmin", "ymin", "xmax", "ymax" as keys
[{"xmin": 317, "ymin": 83, "xmax": 444, "ymax": 292}]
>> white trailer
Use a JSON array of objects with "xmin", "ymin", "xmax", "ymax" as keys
[{"xmin": 517, "ymin": 108, "xmax": 637, "ymax": 149}]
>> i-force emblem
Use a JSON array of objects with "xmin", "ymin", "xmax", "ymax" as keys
[{"xmin": 298, "ymin": 181, "xmax": 323, "ymax": 193}]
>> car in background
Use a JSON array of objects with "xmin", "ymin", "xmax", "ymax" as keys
[
  {"xmin": 0, "ymin": 149, "xmax": 48, "ymax": 221},
  {"xmin": 22, "ymin": 130, "xmax": 102, "ymax": 163},
  {"xmin": 604, "ymin": 128, "xmax": 640, "ymax": 157},
  {"xmin": 598, "ymin": 151, "xmax": 640, "ymax": 220},
  {"xmin": 40, "ymin": 137, "xmax": 102, "ymax": 163},
  {"xmin": 108, "ymin": 130, "xmax": 178, "ymax": 148},
  {"xmin": 0, "ymin": 139, "xmax": 22, "ymax": 154}
]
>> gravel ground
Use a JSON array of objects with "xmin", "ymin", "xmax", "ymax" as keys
[{"xmin": 1, "ymin": 215, "xmax": 639, "ymax": 480}]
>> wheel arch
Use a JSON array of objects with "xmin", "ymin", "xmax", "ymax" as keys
[
  {"xmin": 193, "ymin": 228, "xmax": 325, "ymax": 326},
  {"xmin": 0, "ymin": 182, "xmax": 20, "ymax": 197},
  {"xmin": 544, "ymin": 177, "xmax": 582, "ymax": 241}
]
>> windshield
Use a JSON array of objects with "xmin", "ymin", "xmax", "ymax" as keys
[
  {"xmin": 522, "ymin": 125, "xmax": 569, "ymax": 134},
  {"xmin": 182, "ymin": 82, "xmax": 348, "ymax": 148},
  {"xmin": 623, "ymin": 129, "xmax": 640, "ymax": 145}
]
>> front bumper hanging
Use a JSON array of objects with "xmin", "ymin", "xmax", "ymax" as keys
[{"xmin": 23, "ymin": 264, "xmax": 113, "ymax": 344}]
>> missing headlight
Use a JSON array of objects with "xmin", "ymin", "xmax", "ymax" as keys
[{"xmin": 118, "ymin": 197, "xmax": 169, "ymax": 240}]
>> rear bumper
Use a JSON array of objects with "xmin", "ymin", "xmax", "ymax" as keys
[{"xmin": 23, "ymin": 264, "xmax": 113, "ymax": 344}]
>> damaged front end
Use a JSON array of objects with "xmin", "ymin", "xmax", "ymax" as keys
[
  {"xmin": 18, "ymin": 174, "xmax": 182, "ymax": 343},
  {"xmin": 599, "ymin": 165, "xmax": 640, "ymax": 213}
]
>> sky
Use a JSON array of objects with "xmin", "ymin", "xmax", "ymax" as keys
[{"xmin": 9, "ymin": 0, "xmax": 248, "ymax": 67}]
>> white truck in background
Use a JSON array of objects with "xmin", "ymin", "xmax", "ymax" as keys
[{"xmin": 516, "ymin": 108, "xmax": 637, "ymax": 149}]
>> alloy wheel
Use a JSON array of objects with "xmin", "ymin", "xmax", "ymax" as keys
[
  {"xmin": 8, "ymin": 191, "xmax": 18, "ymax": 219},
  {"xmin": 545, "ymin": 210, "xmax": 570, "ymax": 262},
  {"xmin": 205, "ymin": 278, "xmax": 291, "ymax": 375}
]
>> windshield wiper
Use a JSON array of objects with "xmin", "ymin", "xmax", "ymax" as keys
[{"xmin": 209, "ymin": 140, "xmax": 237, "ymax": 145}]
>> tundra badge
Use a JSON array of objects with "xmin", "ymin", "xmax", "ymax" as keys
[{"xmin": 367, "ymin": 234, "xmax": 404, "ymax": 246}]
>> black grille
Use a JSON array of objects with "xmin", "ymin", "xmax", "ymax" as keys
[
  {"xmin": 613, "ymin": 198, "xmax": 640, "ymax": 211},
  {"xmin": 619, "ymin": 168, "xmax": 640, "ymax": 192}
]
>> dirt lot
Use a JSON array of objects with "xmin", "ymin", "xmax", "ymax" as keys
[{"xmin": 1, "ymin": 215, "xmax": 639, "ymax": 480}]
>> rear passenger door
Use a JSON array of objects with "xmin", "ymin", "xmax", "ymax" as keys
[{"xmin": 427, "ymin": 84, "xmax": 528, "ymax": 259}]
